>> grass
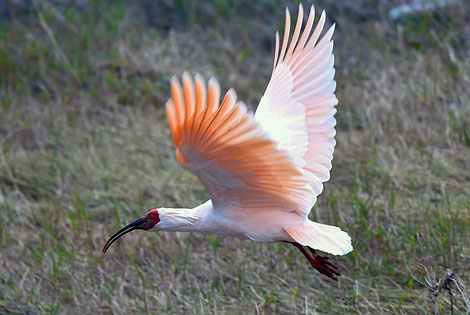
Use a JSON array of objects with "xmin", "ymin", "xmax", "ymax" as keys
[{"xmin": 1, "ymin": 0, "xmax": 469, "ymax": 313}]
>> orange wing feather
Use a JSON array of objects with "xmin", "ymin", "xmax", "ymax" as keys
[{"xmin": 166, "ymin": 73, "xmax": 315, "ymax": 213}]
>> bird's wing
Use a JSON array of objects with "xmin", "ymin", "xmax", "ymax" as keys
[
  {"xmin": 255, "ymin": 4, "xmax": 338, "ymax": 216},
  {"xmin": 166, "ymin": 73, "xmax": 315, "ymax": 213}
]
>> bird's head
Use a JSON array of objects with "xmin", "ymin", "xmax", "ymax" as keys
[{"xmin": 102, "ymin": 209, "xmax": 160, "ymax": 253}]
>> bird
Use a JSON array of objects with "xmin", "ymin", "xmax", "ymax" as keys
[{"xmin": 102, "ymin": 3, "xmax": 353, "ymax": 281}]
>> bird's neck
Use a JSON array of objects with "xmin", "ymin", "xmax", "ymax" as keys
[{"xmin": 153, "ymin": 200, "xmax": 213, "ymax": 232}]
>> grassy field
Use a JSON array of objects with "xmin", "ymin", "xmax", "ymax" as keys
[{"xmin": 1, "ymin": 0, "xmax": 469, "ymax": 313}]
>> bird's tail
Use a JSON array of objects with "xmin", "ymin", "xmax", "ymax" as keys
[{"xmin": 285, "ymin": 221, "xmax": 353, "ymax": 256}]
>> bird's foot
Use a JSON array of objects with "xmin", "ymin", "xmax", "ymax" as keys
[
  {"xmin": 287, "ymin": 242, "xmax": 342, "ymax": 281},
  {"xmin": 309, "ymin": 255, "xmax": 341, "ymax": 281}
]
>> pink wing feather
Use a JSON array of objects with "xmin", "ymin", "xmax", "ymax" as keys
[{"xmin": 255, "ymin": 4, "xmax": 338, "ymax": 217}]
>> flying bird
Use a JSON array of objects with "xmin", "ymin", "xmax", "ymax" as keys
[{"xmin": 103, "ymin": 3, "xmax": 353, "ymax": 281}]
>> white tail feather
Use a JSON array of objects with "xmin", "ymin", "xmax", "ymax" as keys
[{"xmin": 286, "ymin": 221, "xmax": 353, "ymax": 256}]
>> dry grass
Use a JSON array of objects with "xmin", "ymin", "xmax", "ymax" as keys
[{"xmin": 1, "ymin": 1, "xmax": 469, "ymax": 313}]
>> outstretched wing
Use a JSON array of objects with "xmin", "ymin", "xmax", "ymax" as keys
[
  {"xmin": 255, "ymin": 4, "xmax": 338, "ymax": 216},
  {"xmin": 166, "ymin": 73, "xmax": 315, "ymax": 214}
]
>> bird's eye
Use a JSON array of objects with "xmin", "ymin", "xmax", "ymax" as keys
[{"xmin": 148, "ymin": 214, "xmax": 153, "ymax": 219}]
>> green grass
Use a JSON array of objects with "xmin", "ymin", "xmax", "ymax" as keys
[{"xmin": 1, "ymin": 0, "xmax": 469, "ymax": 313}]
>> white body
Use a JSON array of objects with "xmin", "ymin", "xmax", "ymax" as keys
[{"xmin": 154, "ymin": 201, "xmax": 299, "ymax": 242}]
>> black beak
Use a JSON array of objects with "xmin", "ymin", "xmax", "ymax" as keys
[{"xmin": 102, "ymin": 217, "xmax": 145, "ymax": 253}]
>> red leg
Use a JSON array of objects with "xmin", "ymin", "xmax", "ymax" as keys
[
  {"xmin": 308, "ymin": 247, "xmax": 320, "ymax": 258},
  {"xmin": 288, "ymin": 242, "xmax": 341, "ymax": 281}
]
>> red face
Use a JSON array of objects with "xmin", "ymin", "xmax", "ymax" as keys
[
  {"xmin": 102, "ymin": 209, "xmax": 160, "ymax": 253},
  {"xmin": 143, "ymin": 209, "xmax": 160, "ymax": 230}
]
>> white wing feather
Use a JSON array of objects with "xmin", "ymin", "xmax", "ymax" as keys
[{"xmin": 255, "ymin": 4, "xmax": 338, "ymax": 216}]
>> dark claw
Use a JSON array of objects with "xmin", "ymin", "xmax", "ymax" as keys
[
  {"xmin": 312, "ymin": 257, "xmax": 341, "ymax": 280},
  {"xmin": 316, "ymin": 256, "xmax": 338, "ymax": 269}
]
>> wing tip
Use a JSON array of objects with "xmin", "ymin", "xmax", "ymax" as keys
[
  {"xmin": 208, "ymin": 77, "xmax": 220, "ymax": 90},
  {"xmin": 194, "ymin": 72, "xmax": 204, "ymax": 82},
  {"xmin": 182, "ymin": 71, "xmax": 192, "ymax": 81},
  {"xmin": 226, "ymin": 88, "xmax": 237, "ymax": 101}
]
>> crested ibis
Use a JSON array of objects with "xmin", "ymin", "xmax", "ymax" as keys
[{"xmin": 103, "ymin": 3, "xmax": 352, "ymax": 281}]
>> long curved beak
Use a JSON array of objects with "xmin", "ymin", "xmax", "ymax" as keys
[{"xmin": 102, "ymin": 217, "xmax": 145, "ymax": 253}]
